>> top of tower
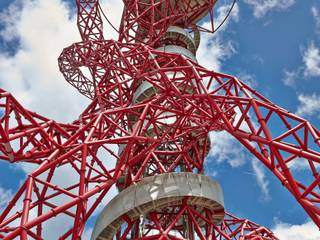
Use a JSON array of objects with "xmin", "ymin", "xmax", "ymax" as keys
[
  {"xmin": 119, "ymin": 0, "xmax": 217, "ymax": 45},
  {"xmin": 131, "ymin": 0, "xmax": 215, "ymax": 27}
]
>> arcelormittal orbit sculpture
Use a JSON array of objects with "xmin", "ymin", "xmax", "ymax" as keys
[{"xmin": 0, "ymin": 0, "xmax": 319, "ymax": 239}]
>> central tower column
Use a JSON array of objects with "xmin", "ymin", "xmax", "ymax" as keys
[{"xmin": 91, "ymin": 5, "xmax": 227, "ymax": 237}]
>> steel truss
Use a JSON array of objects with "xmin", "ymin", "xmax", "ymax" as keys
[
  {"xmin": 113, "ymin": 200, "xmax": 278, "ymax": 240},
  {"xmin": 0, "ymin": 0, "xmax": 319, "ymax": 239}
]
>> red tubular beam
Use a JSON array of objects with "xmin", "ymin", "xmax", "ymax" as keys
[{"xmin": 0, "ymin": 1, "xmax": 319, "ymax": 238}]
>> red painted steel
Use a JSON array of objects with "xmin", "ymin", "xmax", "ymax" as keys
[
  {"xmin": 113, "ymin": 200, "xmax": 278, "ymax": 239},
  {"xmin": 0, "ymin": 0, "xmax": 318, "ymax": 239}
]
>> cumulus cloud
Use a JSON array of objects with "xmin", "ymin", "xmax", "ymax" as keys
[
  {"xmin": 236, "ymin": 71, "xmax": 257, "ymax": 87},
  {"xmin": 197, "ymin": 2, "xmax": 239, "ymax": 71},
  {"xmin": 303, "ymin": 42, "xmax": 320, "ymax": 77},
  {"xmin": 288, "ymin": 157, "xmax": 320, "ymax": 171},
  {"xmin": 311, "ymin": 6, "xmax": 320, "ymax": 35},
  {"xmin": 283, "ymin": 13, "xmax": 320, "ymax": 86},
  {"xmin": 214, "ymin": 1, "xmax": 240, "ymax": 29},
  {"xmin": 251, "ymin": 159, "xmax": 270, "ymax": 200},
  {"xmin": 208, "ymin": 131, "xmax": 272, "ymax": 200},
  {"xmin": 244, "ymin": 0, "xmax": 296, "ymax": 18},
  {"xmin": 208, "ymin": 104, "xmax": 259, "ymax": 169},
  {"xmin": 209, "ymin": 131, "xmax": 247, "ymax": 168},
  {"xmin": 282, "ymin": 69, "xmax": 301, "ymax": 86},
  {"xmin": 272, "ymin": 221, "xmax": 320, "ymax": 240},
  {"xmin": 0, "ymin": 187, "xmax": 13, "ymax": 212},
  {"xmin": 197, "ymin": 36, "xmax": 236, "ymax": 71},
  {"xmin": 0, "ymin": 0, "xmax": 123, "ymax": 123},
  {"xmin": 296, "ymin": 93, "xmax": 320, "ymax": 118},
  {"xmin": 208, "ymin": 103, "xmax": 272, "ymax": 199},
  {"xmin": 0, "ymin": 0, "xmax": 90, "ymax": 123},
  {"xmin": 187, "ymin": 2, "xmax": 245, "ymax": 175},
  {"xmin": 283, "ymin": 43, "xmax": 320, "ymax": 87}
]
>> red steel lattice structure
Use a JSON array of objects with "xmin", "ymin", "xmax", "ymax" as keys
[{"xmin": 0, "ymin": 0, "xmax": 319, "ymax": 239}]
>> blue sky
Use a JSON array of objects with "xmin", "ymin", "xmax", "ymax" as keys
[{"xmin": 0, "ymin": 0, "xmax": 320, "ymax": 239}]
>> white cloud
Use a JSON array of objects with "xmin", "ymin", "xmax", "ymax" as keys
[
  {"xmin": 0, "ymin": 187, "xmax": 13, "ymax": 212},
  {"xmin": 197, "ymin": 3, "xmax": 239, "ymax": 71},
  {"xmin": 303, "ymin": 42, "xmax": 320, "ymax": 77},
  {"xmin": 208, "ymin": 105, "xmax": 269, "ymax": 198},
  {"xmin": 311, "ymin": 6, "xmax": 320, "ymax": 35},
  {"xmin": 0, "ymin": 2, "xmax": 22, "ymax": 42},
  {"xmin": 272, "ymin": 221, "xmax": 320, "ymax": 240},
  {"xmin": 236, "ymin": 71, "xmax": 257, "ymax": 87},
  {"xmin": 0, "ymin": 0, "xmax": 88, "ymax": 122},
  {"xmin": 296, "ymin": 93, "xmax": 320, "ymax": 118},
  {"xmin": 282, "ymin": 69, "xmax": 300, "ymax": 86},
  {"xmin": 208, "ymin": 105, "xmax": 260, "ymax": 168},
  {"xmin": 0, "ymin": 0, "xmax": 123, "ymax": 123},
  {"xmin": 251, "ymin": 159, "xmax": 270, "ymax": 200},
  {"xmin": 283, "ymin": 17, "xmax": 320, "ymax": 86},
  {"xmin": 244, "ymin": 0, "xmax": 296, "ymax": 18},
  {"xmin": 288, "ymin": 157, "xmax": 320, "ymax": 171},
  {"xmin": 208, "ymin": 132, "xmax": 271, "ymax": 200},
  {"xmin": 197, "ymin": 36, "xmax": 236, "ymax": 71},
  {"xmin": 214, "ymin": 1, "xmax": 240, "ymax": 30},
  {"xmin": 283, "ymin": 43, "xmax": 320, "ymax": 88},
  {"xmin": 208, "ymin": 131, "xmax": 247, "ymax": 168}
]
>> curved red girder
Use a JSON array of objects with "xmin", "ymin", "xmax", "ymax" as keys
[
  {"xmin": 1, "ymin": 40, "xmax": 319, "ymax": 238},
  {"xmin": 119, "ymin": 0, "xmax": 216, "ymax": 46},
  {"xmin": 0, "ymin": 89, "xmax": 79, "ymax": 163},
  {"xmin": 76, "ymin": 0, "xmax": 104, "ymax": 41},
  {"xmin": 114, "ymin": 204, "xmax": 278, "ymax": 240},
  {"xmin": 0, "ymin": 0, "xmax": 318, "ymax": 239},
  {"xmin": 220, "ymin": 213, "xmax": 278, "ymax": 240}
]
